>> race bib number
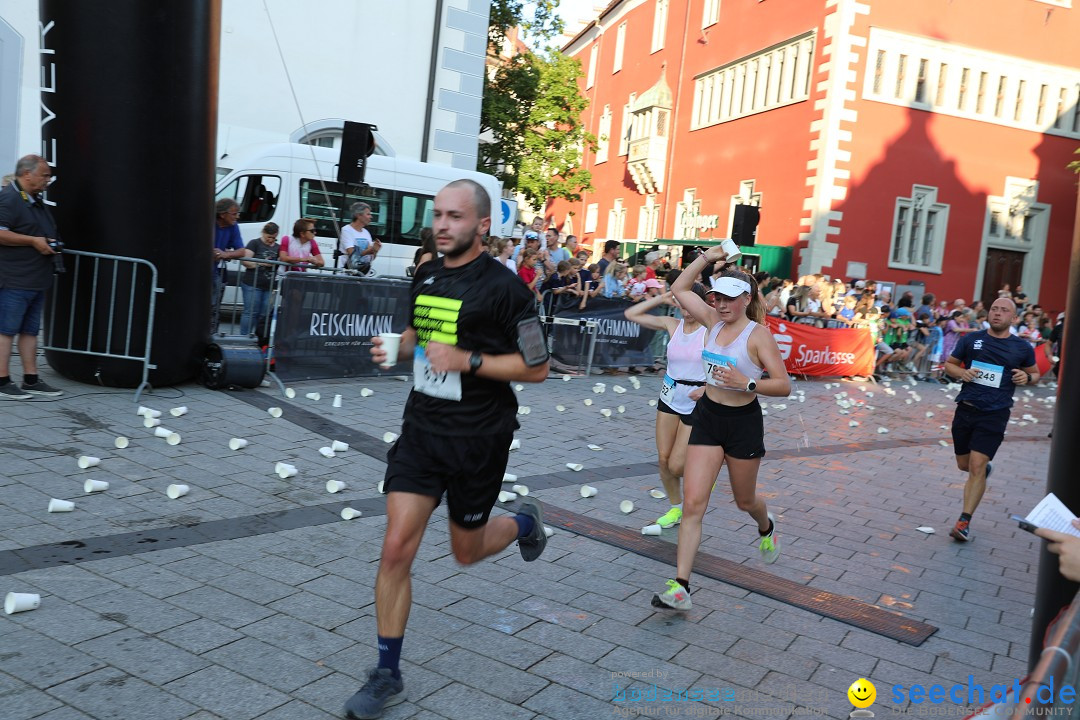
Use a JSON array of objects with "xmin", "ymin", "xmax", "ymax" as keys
[
  {"xmin": 413, "ymin": 346, "xmax": 462, "ymax": 400},
  {"xmin": 970, "ymin": 360, "xmax": 1004, "ymax": 389},
  {"xmin": 703, "ymin": 350, "xmax": 737, "ymax": 387},
  {"xmin": 660, "ymin": 374, "xmax": 676, "ymax": 405}
]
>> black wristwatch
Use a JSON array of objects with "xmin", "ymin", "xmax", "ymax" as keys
[
  {"xmin": 1025, "ymin": 372, "xmax": 1033, "ymax": 385},
  {"xmin": 468, "ymin": 351, "xmax": 483, "ymax": 376},
  {"xmin": 746, "ymin": 379, "xmax": 758, "ymax": 393}
]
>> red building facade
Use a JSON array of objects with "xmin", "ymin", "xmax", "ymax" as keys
[{"xmin": 551, "ymin": 0, "xmax": 1079, "ymax": 310}]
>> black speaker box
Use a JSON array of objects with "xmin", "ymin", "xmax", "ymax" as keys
[
  {"xmin": 337, "ymin": 121, "xmax": 377, "ymax": 184},
  {"xmin": 732, "ymin": 205, "xmax": 760, "ymax": 246},
  {"xmin": 203, "ymin": 335, "xmax": 266, "ymax": 390}
]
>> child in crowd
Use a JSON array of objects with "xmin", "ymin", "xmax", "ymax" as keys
[
  {"xmin": 518, "ymin": 248, "xmax": 542, "ymax": 301},
  {"xmin": 628, "ymin": 265, "xmax": 649, "ymax": 299},
  {"xmin": 603, "ymin": 262, "xmax": 629, "ymax": 299}
]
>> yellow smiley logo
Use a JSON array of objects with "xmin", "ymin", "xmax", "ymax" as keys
[{"xmin": 848, "ymin": 678, "xmax": 876, "ymax": 708}]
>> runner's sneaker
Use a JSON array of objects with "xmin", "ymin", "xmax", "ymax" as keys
[
  {"xmin": 985, "ymin": 462, "xmax": 993, "ymax": 479},
  {"xmin": 655, "ymin": 507, "xmax": 683, "ymax": 529},
  {"xmin": 651, "ymin": 579, "xmax": 692, "ymax": 610},
  {"xmin": 517, "ymin": 499, "xmax": 547, "ymax": 562},
  {"xmin": 949, "ymin": 519, "xmax": 972, "ymax": 542},
  {"xmin": 344, "ymin": 667, "xmax": 405, "ymax": 719},
  {"xmin": 22, "ymin": 380, "xmax": 63, "ymax": 397},
  {"xmin": 759, "ymin": 512, "xmax": 780, "ymax": 564},
  {"xmin": 0, "ymin": 383, "xmax": 31, "ymax": 400}
]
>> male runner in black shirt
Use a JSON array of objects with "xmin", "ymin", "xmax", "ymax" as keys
[
  {"xmin": 345, "ymin": 180, "xmax": 550, "ymax": 719},
  {"xmin": 944, "ymin": 297, "xmax": 1038, "ymax": 542}
]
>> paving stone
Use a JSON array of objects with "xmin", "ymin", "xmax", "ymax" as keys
[
  {"xmin": 417, "ymin": 680, "xmax": 537, "ymax": 720},
  {"xmin": 423, "ymin": 647, "xmax": 549, "ymax": 704},
  {"xmin": 522, "ymin": 682, "xmax": 618, "ymax": 720},
  {"xmin": 97, "ymin": 563, "xmax": 202, "ymax": 599},
  {"xmin": 514, "ymin": 621, "xmax": 617, "ymax": 664},
  {"xmin": 164, "ymin": 586, "xmax": 276, "ymax": 629},
  {"xmin": 0, "ymin": 671, "xmax": 63, "ymax": 720},
  {"xmin": 529, "ymin": 653, "xmax": 616, "ymax": 702},
  {"xmin": 1, "ymin": 628, "xmax": 107, "ymax": 689},
  {"xmin": 584, "ymin": 618, "xmax": 687, "ymax": 662},
  {"xmin": 156, "ymin": 618, "xmax": 245, "ymax": 655},
  {"xmin": 240, "ymin": 614, "xmax": 353, "ymax": 660},
  {"xmin": 669, "ymin": 644, "xmax": 769, "ymax": 688},
  {"xmin": 75, "ymin": 628, "xmax": 209, "ymax": 685},
  {"xmin": 49, "ymin": 669, "xmax": 197, "ymax": 720},
  {"xmin": 440, "ymin": 596, "xmax": 537, "ymax": 635},
  {"xmin": 163, "ymin": 666, "xmax": 290, "ymax": 720},
  {"xmin": 441, "ymin": 623, "xmax": 553, "ymax": 670},
  {"xmin": 204, "ymin": 638, "xmax": 332, "ymax": 692}
]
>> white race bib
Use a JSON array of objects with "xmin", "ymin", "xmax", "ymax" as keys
[
  {"xmin": 413, "ymin": 346, "xmax": 462, "ymax": 400},
  {"xmin": 971, "ymin": 360, "xmax": 1004, "ymax": 389},
  {"xmin": 659, "ymin": 374, "xmax": 676, "ymax": 405},
  {"xmin": 702, "ymin": 350, "xmax": 738, "ymax": 388}
]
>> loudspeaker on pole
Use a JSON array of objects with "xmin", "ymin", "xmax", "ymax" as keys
[{"xmin": 731, "ymin": 205, "xmax": 760, "ymax": 246}]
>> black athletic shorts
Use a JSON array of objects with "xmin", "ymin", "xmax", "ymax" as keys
[
  {"xmin": 951, "ymin": 403, "xmax": 1010, "ymax": 460},
  {"xmin": 688, "ymin": 395, "xmax": 765, "ymax": 459},
  {"xmin": 384, "ymin": 423, "xmax": 514, "ymax": 528},
  {"xmin": 657, "ymin": 399, "xmax": 694, "ymax": 426}
]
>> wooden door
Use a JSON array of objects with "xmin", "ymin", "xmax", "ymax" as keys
[{"xmin": 982, "ymin": 248, "xmax": 1024, "ymax": 309}]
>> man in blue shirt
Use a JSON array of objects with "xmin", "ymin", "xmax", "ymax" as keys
[
  {"xmin": 211, "ymin": 198, "xmax": 251, "ymax": 334},
  {"xmin": 944, "ymin": 297, "xmax": 1038, "ymax": 542}
]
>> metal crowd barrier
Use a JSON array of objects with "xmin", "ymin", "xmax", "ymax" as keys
[
  {"xmin": 42, "ymin": 249, "xmax": 161, "ymax": 402},
  {"xmin": 539, "ymin": 312, "xmax": 600, "ymax": 377}
]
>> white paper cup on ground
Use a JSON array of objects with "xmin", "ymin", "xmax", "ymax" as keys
[
  {"xmin": 341, "ymin": 507, "xmax": 362, "ymax": 520},
  {"xmin": 620, "ymin": 500, "xmax": 635, "ymax": 514},
  {"xmin": 579, "ymin": 484, "xmax": 597, "ymax": 497},
  {"xmin": 268, "ymin": 407, "xmax": 283, "ymax": 418},
  {"xmin": 544, "ymin": 526, "xmax": 554, "ymax": 538},
  {"xmin": 642, "ymin": 524, "xmax": 662, "ymax": 536},
  {"xmin": 332, "ymin": 394, "xmax": 343, "ymax": 408},
  {"xmin": 137, "ymin": 406, "xmax": 161, "ymax": 418},
  {"xmin": 306, "ymin": 392, "xmax": 321, "ymax": 401},
  {"xmin": 277, "ymin": 465, "xmax": 298, "ymax": 479},
  {"xmin": 378, "ymin": 333, "xmax": 402, "ymax": 368},
  {"xmin": 5, "ymin": 592, "xmax": 41, "ymax": 614},
  {"xmin": 143, "ymin": 417, "xmax": 161, "ymax": 428},
  {"xmin": 502, "ymin": 473, "xmax": 517, "ymax": 482},
  {"xmin": 154, "ymin": 427, "xmax": 172, "ymax": 438},
  {"xmin": 165, "ymin": 432, "xmax": 181, "ymax": 446},
  {"xmin": 229, "ymin": 438, "xmax": 248, "ymax": 451},
  {"xmin": 649, "ymin": 488, "xmax": 667, "ymax": 499},
  {"xmin": 360, "ymin": 388, "xmax": 374, "ymax": 397},
  {"xmin": 331, "ymin": 440, "xmax": 349, "ymax": 452},
  {"xmin": 166, "ymin": 484, "xmax": 190, "ymax": 499},
  {"xmin": 284, "ymin": 388, "xmax": 296, "ymax": 399},
  {"xmin": 84, "ymin": 479, "xmax": 109, "ymax": 494},
  {"xmin": 114, "ymin": 436, "xmax": 129, "ymax": 449},
  {"xmin": 77, "ymin": 456, "xmax": 100, "ymax": 469},
  {"xmin": 377, "ymin": 480, "xmax": 386, "ymax": 494},
  {"xmin": 319, "ymin": 446, "xmax": 336, "ymax": 459},
  {"xmin": 556, "ymin": 405, "xmax": 566, "ymax": 412},
  {"xmin": 383, "ymin": 432, "xmax": 398, "ymax": 444},
  {"xmin": 719, "ymin": 237, "xmax": 742, "ymax": 262},
  {"xmin": 567, "ymin": 463, "xmax": 584, "ymax": 472},
  {"xmin": 509, "ymin": 439, "xmax": 521, "ymax": 450},
  {"xmin": 170, "ymin": 406, "xmax": 188, "ymax": 417},
  {"xmin": 511, "ymin": 484, "xmax": 529, "ymax": 496},
  {"xmin": 326, "ymin": 480, "xmax": 347, "ymax": 493},
  {"xmin": 497, "ymin": 490, "xmax": 517, "ymax": 503},
  {"xmin": 48, "ymin": 498, "xmax": 75, "ymax": 512}
]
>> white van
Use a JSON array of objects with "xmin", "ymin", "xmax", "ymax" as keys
[{"xmin": 214, "ymin": 142, "xmax": 508, "ymax": 277}]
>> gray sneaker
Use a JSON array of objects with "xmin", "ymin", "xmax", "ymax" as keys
[
  {"xmin": 22, "ymin": 380, "xmax": 62, "ymax": 397},
  {"xmin": 517, "ymin": 499, "xmax": 548, "ymax": 562},
  {"xmin": 344, "ymin": 668, "xmax": 405, "ymax": 719},
  {"xmin": 0, "ymin": 383, "xmax": 31, "ymax": 400}
]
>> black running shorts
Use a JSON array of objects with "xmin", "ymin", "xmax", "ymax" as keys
[
  {"xmin": 657, "ymin": 399, "xmax": 694, "ymax": 426},
  {"xmin": 688, "ymin": 395, "xmax": 765, "ymax": 459},
  {"xmin": 951, "ymin": 403, "xmax": 1010, "ymax": 460},
  {"xmin": 384, "ymin": 424, "xmax": 514, "ymax": 528}
]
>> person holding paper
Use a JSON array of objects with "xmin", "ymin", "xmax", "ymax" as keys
[
  {"xmin": 1035, "ymin": 519, "xmax": 1080, "ymax": 582},
  {"xmin": 944, "ymin": 297, "xmax": 1039, "ymax": 542}
]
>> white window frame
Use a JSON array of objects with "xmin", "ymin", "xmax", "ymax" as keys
[
  {"xmin": 585, "ymin": 203, "xmax": 599, "ymax": 234},
  {"xmin": 596, "ymin": 105, "xmax": 612, "ymax": 164},
  {"xmin": 614, "ymin": 23, "xmax": 627, "ymax": 74},
  {"xmin": 638, "ymin": 195, "xmax": 659, "ymax": 244},
  {"xmin": 619, "ymin": 95, "xmax": 635, "ymax": 156},
  {"xmin": 607, "ymin": 198, "xmax": 626, "ymax": 241},
  {"xmin": 587, "ymin": 43, "xmax": 598, "ymax": 89},
  {"xmin": 690, "ymin": 32, "xmax": 815, "ymax": 130},
  {"xmin": 887, "ymin": 185, "xmax": 949, "ymax": 275},
  {"xmin": 703, "ymin": 0, "xmax": 721, "ymax": 28},
  {"xmin": 651, "ymin": 0, "xmax": 668, "ymax": 54}
]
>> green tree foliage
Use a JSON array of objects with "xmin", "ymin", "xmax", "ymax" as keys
[
  {"xmin": 1070, "ymin": 147, "xmax": 1080, "ymax": 173},
  {"xmin": 481, "ymin": 2, "xmax": 596, "ymax": 207}
]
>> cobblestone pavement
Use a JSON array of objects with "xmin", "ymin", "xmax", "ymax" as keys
[{"xmin": 0, "ymin": 360, "xmax": 1059, "ymax": 720}]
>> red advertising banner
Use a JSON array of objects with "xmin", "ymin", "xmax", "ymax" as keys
[{"xmin": 764, "ymin": 317, "xmax": 875, "ymax": 377}]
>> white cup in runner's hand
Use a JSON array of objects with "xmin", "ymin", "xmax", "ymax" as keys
[
  {"xmin": 378, "ymin": 333, "xmax": 402, "ymax": 368},
  {"xmin": 719, "ymin": 237, "xmax": 742, "ymax": 263}
]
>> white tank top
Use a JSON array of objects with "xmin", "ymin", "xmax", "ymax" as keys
[
  {"xmin": 659, "ymin": 321, "xmax": 708, "ymax": 415},
  {"xmin": 702, "ymin": 320, "xmax": 763, "ymax": 389}
]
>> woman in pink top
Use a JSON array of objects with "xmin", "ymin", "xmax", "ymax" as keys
[
  {"xmin": 279, "ymin": 218, "xmax": 325, "ymax": 272},
  {"xmin": 655, "ymin": 249, "xmax": 791, "ymax": 611}
]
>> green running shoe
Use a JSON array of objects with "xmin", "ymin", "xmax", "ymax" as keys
[
  {"xmin": 759, "ymin": 512, "xmax": 780, "ymax": 564},
  {"xmin": 655, "ymin": 507, "xmax": 683, "ymax": 529}
]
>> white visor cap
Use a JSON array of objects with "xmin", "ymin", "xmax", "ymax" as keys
[{"xmin": 708, "ymin": 276, "xmax": 752, "ymax": 298}]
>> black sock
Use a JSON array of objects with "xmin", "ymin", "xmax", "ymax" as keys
[
  {"xmin": 759, "ymin": 518, "xmax": 774, "ymax": 537},
  {"xmin": 676, "ymin": 578, "xmax": 690, "ymax": 593},
  {"xmin": 0, "ymin": 376, "xmax": 9, "ymax": 386},
  {"xmin": 24, "ymin": 374, "xmax": 38, "ymax": 386},
  {"xmin": 377, "ymin": 635, "xmax": 403, "ymax": 680},
  {"xmin": 960, "ymin": 513, "xmax": 972, "ymax": 523}
]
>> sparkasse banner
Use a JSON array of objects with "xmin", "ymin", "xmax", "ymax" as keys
[{"xmin": 765, "ymin": 317, "xmax": 874, "ymax": 377}]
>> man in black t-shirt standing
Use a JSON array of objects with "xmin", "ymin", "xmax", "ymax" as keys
[
  {"xmin": 0, "ymin": 155, "xmax": 63, "ymax": 399},
  {"xmin": 944, "ymin": 297, "xmax": 1038, "ymax": 542},
  {"xmin": 345, "ymin": 180, "xmax": 550, "ymax": 720}
]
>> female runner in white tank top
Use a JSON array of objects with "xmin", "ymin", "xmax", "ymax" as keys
[
  {"xmin": 656, "ymin": 248, "xmax": 791, "ymax": 611},
  {"xmin": 624, "ymin": 272, "xmax": 709, "ymax": 530}
]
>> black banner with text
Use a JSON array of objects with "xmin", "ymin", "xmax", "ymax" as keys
[
  {"xmin": 549, "ymin": 299, "xmax": 660, "ymax": 369},
  {"xmin": 273, "ymin": 274, "xmax": 411, "ymax": 381}
]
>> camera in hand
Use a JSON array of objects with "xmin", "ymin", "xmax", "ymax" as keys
[{"xmin": 48, "ymin": 239, "xmax": 65, "ymax": 274}]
